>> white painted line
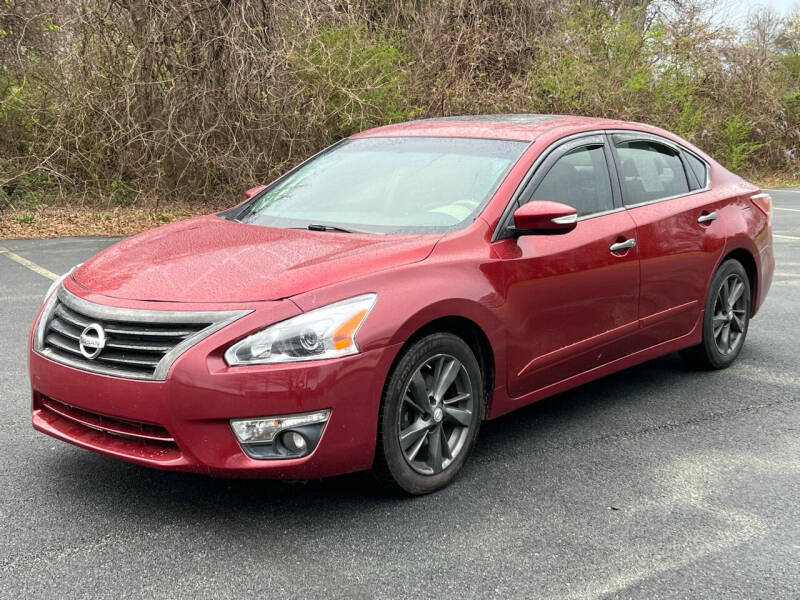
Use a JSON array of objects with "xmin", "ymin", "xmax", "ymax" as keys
[
  {"xmin": 0, "ymin": 294, "xmax": 46, "ymax": 302},
  {"xmin": 774, "ymin": 207, "xmax": 800, "ymax": 212},
  {"xmin": 0, "ymin": 246, "xmax": 58, "ymax": 280},
  {"xmin": 774, "ymin": 272, "xmax": 800, "ymax": 277},
  {"xmin": 763, "ymin": 188, "xmax": 800, "ymax": 194},
  {"xmin": 774, "ymin": 234, "xmax": 800, "ymax": 241}
]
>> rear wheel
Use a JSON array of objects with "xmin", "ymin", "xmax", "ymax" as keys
[
  {"xmin": 373, "ymin": 333, "xmax": 483, "ymax": 495},
  {"xmin": 681, "ymin": 259, "xmax": 751, "ymax": 370}
]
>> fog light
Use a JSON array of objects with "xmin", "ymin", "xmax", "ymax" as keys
[
  {"xmin": 230, "ymin": 409, "xmax": 330, "ymax": 444},
  {"xmin": 283, "ymin": 431, "xmax": 308, "ymax": 454}
]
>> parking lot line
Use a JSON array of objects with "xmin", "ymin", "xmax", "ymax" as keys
[
  {"xmin": 774, "ymin": 234, "xmax": 800, "ymax": 241},
  {"xmin": 774, "ymin": 207, "xmax": 800, "ymax": 212},
  {"xmin": 0, "ymin": 293, "xmax": 45, "ymax": 302},
  {"xmin": 0, "ymin": 246, "xmax": 58, "ymax": 280}
]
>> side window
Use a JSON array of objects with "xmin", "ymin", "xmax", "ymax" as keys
[
  {"xmin": 529, "ymin": 145, "xmax": 614, "ymax": 217},
  {"xmin": 615, "ymin": 140, "xmax": 689, "ymax": 204},
  {"xmin": 684, "ymin": 152, "xmax": 708, "ymax": 189}
]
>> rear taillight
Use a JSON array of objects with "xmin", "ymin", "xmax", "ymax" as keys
[{"xmin": 751, "ymin": 192, "xmax": 773, "ymax": 224}]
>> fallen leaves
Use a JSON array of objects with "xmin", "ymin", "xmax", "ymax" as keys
[{"xmin": 0, "ymin": 202, "xmax": 228, "ymax": 240}]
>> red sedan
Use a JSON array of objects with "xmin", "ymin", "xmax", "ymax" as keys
[{"xmin": 29, "ymin": 115, "xmax": 774, "ymax": 494}]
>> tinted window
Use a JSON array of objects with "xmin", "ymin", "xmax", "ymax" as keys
[
  {"xmin": 615, "ymin": 140, "xmax": 689, "ymax": 204},
  {"xmin": 530, "ymin": 145, "xmax": 614, "ymax": 216},
  {"xmin": 684, "ymin": 152, "xmax": 708, "ymax": 188},
  {"xmin": 239, "ymin": 137, "xmax": 528, "ymax": 234}
]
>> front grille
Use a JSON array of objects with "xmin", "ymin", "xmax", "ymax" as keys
[{"xmin": 36, "ymin": 287, "xmax": 250, "ymax": 380}]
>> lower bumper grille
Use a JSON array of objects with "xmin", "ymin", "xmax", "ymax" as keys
[
  {"xmin": 37, "ymin": 396, "xmax": 181, "ymax": 462},
  {"xmin": 41, "ymin": 397, "xmax": 173, "ymax": 442}
]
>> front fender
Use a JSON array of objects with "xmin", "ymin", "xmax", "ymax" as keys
[{"xmin": 290, "ymin": 253, "xmax": 508, "ymax": 401}]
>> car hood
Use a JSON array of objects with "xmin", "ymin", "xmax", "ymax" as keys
[{"xmin": 72, "ymin": 215, "xmax": 440, "ymax": 303}]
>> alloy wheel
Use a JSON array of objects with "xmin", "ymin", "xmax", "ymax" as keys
[
  {"xmin": 712, "ymin": 273, "xmax": 748, "ymax": 355},
  {"xmin": 397, "ymin": 353, "xmax": 474, "ymax": 476}
]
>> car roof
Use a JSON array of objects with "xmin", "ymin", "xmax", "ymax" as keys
[{"xmin": 351, "ymin": 114, "xmax": 636, "ymax": 142}]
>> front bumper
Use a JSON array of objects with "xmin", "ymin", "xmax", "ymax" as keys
[{"xmin": 29, "ymin": 297, "xmax": 400, "ymax": 479}]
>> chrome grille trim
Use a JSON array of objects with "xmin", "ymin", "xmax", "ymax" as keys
[{"xmin": 34, "ymin": 287, "xmax": 251, "ymax": 380}]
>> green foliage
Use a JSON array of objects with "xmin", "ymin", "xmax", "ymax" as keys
[
  {"xmin": 108, "ymin": 176, "xmax": 135, "ymax": 206},
  {"xmin": 716, "ymin": 114, "xmax": 765, "ymax": 173},
  {"xmin": 670, "ymin": 97, "xmax": 707, "ymax": 144},
  {"xmin": 42, "ymin": 17, "xmax": 60, "ymax": 31},
  {"xmin": 785, "ymin": 90, "xmax": 800, "ymax": 119},
  {"xmin": 7, "ymin": 187, "xmax": 51, "ymax": 208},
  {"xmin": 527, "ymin": 4, "xmax": 698, "ymax": 126},
  {"xmin": 290, "ymin": 24, "xmax": 413, "ymax": 138},
  {"xmin": 525, "ymin": 2, "xmax": 781, "ymax": 169},
  {"xmin": 13, "ymin": 213, "xmax": 34, "ymax": 224},
  {"xmin": 0, "ymin": 80, "xmax": 36, "ymax": 154},
  {"xmin": 780, "ymin": 53, "xmax": 800, "ymax": 78},
  {"xmin": 0, "ymin": 167, "xmax": 59, "ymax": 208}
]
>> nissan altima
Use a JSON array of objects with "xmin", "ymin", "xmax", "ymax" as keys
[{"xmin": 29, "ymin": 115, "xmax": 774, "ymax": 494}]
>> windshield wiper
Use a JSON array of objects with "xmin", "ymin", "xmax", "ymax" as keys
[
  {"xmin": 284, "ymin": 223, "xmax": 377, "ymax": 234},
  {"xmin": 307, "ymin": 223, "xmax": 352, "ymax": 232},
  {"xmin": 304, "ymin": 223, "xmax": 372, "ymax": 234}
]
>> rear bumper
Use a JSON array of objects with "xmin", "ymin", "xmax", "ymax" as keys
[
  {"xmin": 755, "ymin": 235, "xmax": 775, "ymax": 316},
  {"xmin": 30, "ymin": 339, "xmax": 400, "ymax": 479}
]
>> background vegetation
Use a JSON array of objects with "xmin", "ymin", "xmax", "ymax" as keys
[{"xmin": 2, "ymin": 0, "xmax": 800, "ymax": 211}]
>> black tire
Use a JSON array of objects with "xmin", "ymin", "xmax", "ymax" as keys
[
  {"xmin": 373, "ymin": 333, "xmax": 484, "ymax": 495},
  {"xmin": 681, "ymin": 259, "xmax": 751, "ymax": 370}
]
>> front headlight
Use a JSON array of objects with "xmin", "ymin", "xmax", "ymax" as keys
[{"xmin": 224, "ymin": 293, "xmax": 377, "ymax": 366}]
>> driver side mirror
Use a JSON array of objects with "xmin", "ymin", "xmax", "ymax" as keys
[
  {"xmin": 511, "ymin": 201, "xmax": 577, "ymax": 235},
  {"xmin": 244, "ymin": 185, "xmax": 267, "ymax": 200}
]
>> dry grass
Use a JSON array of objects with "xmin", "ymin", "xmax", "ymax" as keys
[{"xmin": 749, "ymin": 171, "xmax": 800, "ymax": 189}]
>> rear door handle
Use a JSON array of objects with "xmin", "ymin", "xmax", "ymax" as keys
[
  {"xmin": 697, "ymin": 211, "xmax": 718, "ymax": 224},
  {"xmin": 609, "ymin": 238, "xmax": 636, "ymax": 253}
]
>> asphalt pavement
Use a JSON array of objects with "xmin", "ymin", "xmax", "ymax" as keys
[{"xmin": 1, "ymin": 191, "xmax": 799, "ymax": 599}]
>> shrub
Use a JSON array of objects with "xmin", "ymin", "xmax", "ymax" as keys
[
  {"xmin": 290, "ymin": 24, "xmax": 413, "ymax": 139},
  {"xmin": 0, "ymin": 0, "xmax": 797, "ymax": 205},
  {"xmin": 716, "ymin": 114, "xmax": 766, "ymax": 173}
]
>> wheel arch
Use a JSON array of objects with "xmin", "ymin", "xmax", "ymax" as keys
[
  {"xmin": 717, "ymin": 245, "xmax": 758, "ymax": 316},
  {"xmin": 384, "ymin": 307, "xmax": 501, "ymax": 420}
]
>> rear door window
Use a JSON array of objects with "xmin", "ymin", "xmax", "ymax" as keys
[
  {"xmin": 683, "ymin": 152, "xmax": 708, "ymax": 189},
  {"xmin": 614, "ymin": 139, "xmax": 690, "ymax": 205}
]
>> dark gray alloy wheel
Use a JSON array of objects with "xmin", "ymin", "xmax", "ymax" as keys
[
  {"xmin": 711, "ymin": 272, "xmax": 748, "ymax": 356},
  {"xmin": 398, "ymin": 353, "xmax": 474, "ymax": 475},
  {"xmin": 373, "ymin": 333, "xmax": 483, "ymax": 495},
  {"xmin": 681, "ymin": 258, "xmax": 751, "ymax": 370}
]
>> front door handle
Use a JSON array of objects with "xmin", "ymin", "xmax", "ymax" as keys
[
  {"xmin": 609, "ymin": 238, "xmax": 636, "ymax": 253},
  {"xmin": 697, "ymin": 211, "xmax": 718, "ymax": 224}
]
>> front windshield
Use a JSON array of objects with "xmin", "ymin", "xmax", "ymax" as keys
[{"xmin": 237, "ymin": 136, "xmax": 528, "ymax": 234}]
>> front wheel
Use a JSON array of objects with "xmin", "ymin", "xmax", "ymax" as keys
[
  {"xmin": 681, "ymin": 259, "xmax": 751, "ymax": 370},
  {"xmin": 373, "ymin": 333, "xmax": 484, "ymax": 495}
]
